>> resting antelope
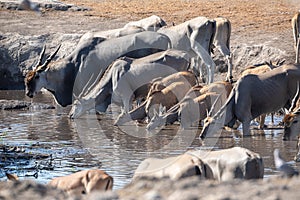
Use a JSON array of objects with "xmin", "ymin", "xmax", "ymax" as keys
[
  {"xmin": 124, "ymin": 15, "xmax": 167, "ymax": 31},
  {"xmin": 48, "ymin": 169, "xmax": 113, "ymax": 196}
]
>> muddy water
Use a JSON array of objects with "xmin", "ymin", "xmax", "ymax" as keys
[{"xmin": 0, "ymin": 90, "xmax": 299, "ymax": 190}]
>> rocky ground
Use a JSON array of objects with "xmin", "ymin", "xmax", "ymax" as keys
[
  {"xmin": 1, "ymin": 176, "xmax": 300, "ymax": 200},
  {"xmin": 1, "ymin": 0, "xmax": 300, "ymax": 199},
  {"xmin": 0, "ymin": 0, "xmax": 298, "ymax": 89}
]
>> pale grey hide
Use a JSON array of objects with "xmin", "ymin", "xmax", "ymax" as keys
[
  {"xmin": 158, "ymin": 16, "xmax": 216, "ymax": 83},
  {"xmin": 200, "ymin": 64, "xmax": 300, "ymax": 138},
  {"xmin": 25, "ymin": 31, "xmax": 171, "ymax": 107},
  {"xmin": 273, "ymin": 149, "xmax": 299, "ymax": 177},
  {"xmin": 74, "ymin": 31, "xmax": 171, "ymax": 99},
  {"xmin": 124, "ymin": 15, "xmax": 167, "ymax": 31},
  {"xmin": 132, "ymin": 153, "xmax": 209, "ymax": 181},
  {"xmin": 240, "ymin": 61, "xmax": 285, "ymax": 129},
  {"xmin": 69, "ymin": 49, "xmax": 190, "ymax": 118},
  {"xmin": 292, "ymin": 12, "xmax": 300, "ymax": 63},
  {"xmin": 187, "ymin": 147, "xmax": 264, "ymax": 181},
  {"xmin": 80, "ymin": 26, "xmax": 145, "ymax": 40},
  {"xmin": 212, "ymin": 17, "xmax": 233, "ymax": 82}
]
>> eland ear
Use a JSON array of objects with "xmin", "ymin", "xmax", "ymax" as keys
[
  {"xmin": 265, "ymin": 61, "xmax": 273, "ymax": 69},
  {"xmin": 276, "ymin": 58, "xmax": 286, "ymax": 66},
  {"xmin": 6, "ymin": 173, "xmax": 19, "ymax": 181}
]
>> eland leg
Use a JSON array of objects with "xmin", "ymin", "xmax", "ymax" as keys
[
  {"xmin": 215, "ymin": 44, "xmax": 233, "ymax": 82},
  {"xmin": 294, "ymin": 137, "xmax": 300, "ymax": 162},
  {"xmin": 242, "ymin": 120, "xmax": 251, "ymax": 136},
  {"xmin": 296, "ymin": 37, "xmax": 300, "ymax": 64},
  {"xmin": 225, "ymin": 54, "xmax": 233, "ymax": 83}
]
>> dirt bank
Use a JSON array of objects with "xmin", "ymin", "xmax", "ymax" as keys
[
  {"xmin": 0, "ymin": 0, "xmax": 299, "ymax": 89},
  {"xmin": 1, "ymin": 176, "xmax": 300, "ymax": 199}
]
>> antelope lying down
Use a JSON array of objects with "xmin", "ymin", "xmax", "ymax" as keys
[
  {"xmin": 124, "ymin": 15, "xmax": 167, "ymax": 31},
  {"xmin": 200, "ymin": 64, "xmax": 300, "ymax": 138},
  {"xmin": 133, "ymin": 153, "xmax": 208, "ymax": 181},
  {"xmin": 133, "ymin": 147, "xmax": 263, "ymax": 182},
  {"xmin": 6, "ymin": 169, "xmax": 113, "ymax": 196},
  {"xmin": 85, "ymin": 15, "xmax": 166, "ymax": 40},
  {"xmin": 48, "ymin": 169, "xmax": 113, "ymax": 196}
]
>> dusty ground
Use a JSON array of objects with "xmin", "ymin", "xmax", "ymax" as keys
[{"xmin": 1, "ymin": 0, "xmax": 299, "ymax": 60}]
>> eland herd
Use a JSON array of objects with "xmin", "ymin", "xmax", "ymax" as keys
[{"xmin": 23, "ymin": 12, "xmax": 300, "ymax": 193}]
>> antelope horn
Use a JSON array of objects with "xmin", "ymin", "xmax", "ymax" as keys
[
  {"xmin": 289, "ymin": 81, "xmax": 300, "ymax": 113},
  {"xmin": 37, "ymin": 44, "xmax": 61, "ymax": 72},
  {"xmin": 265, "ymin": 60, "xmax": 273, "ymax": 69},
  {"xmin": 278, "ymin": 58, "xmax": 286, "ymax": 66},
  {"xmin": 208, "ymin": 93, "xmax": 222, "ymax": 117},
  {"xmin": 35, "ymin": 45, "xmax": 46, "ymax": 69}
]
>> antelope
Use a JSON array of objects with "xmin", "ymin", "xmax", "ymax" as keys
[{"xmin": 48, "ymin": 169, "xmax": 113, "ymax": 196}]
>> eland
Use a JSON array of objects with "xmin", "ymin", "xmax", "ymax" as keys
[
  {"xmin": 158, "ymin": 16, "xmax": 216, "ymax": 83},
  {"xmin": 25, "ymin": 31, "xmax": 171, "ymax": 106},
  {"xmin": 69, "ymin": 49, "xmax": 191, "ymax": 119},
  {"xmin": 200, "ymin": 64, "xmax": 300, "ymax": 138}
]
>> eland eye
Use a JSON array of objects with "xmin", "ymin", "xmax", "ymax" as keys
[
  {"xmin": 35, "ymin": 75, "xmax": 40, "ymax": 79},
  {"xmin": 293, "ymin": 120, "xmax": 298, "ymax": 124}
]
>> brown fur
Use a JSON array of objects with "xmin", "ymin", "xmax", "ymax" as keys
[
  {"xmin": 25, "ymin": 70, "xmax": 36, "ymax": 84},
  {"xmin": 283, "ymin": 113, "xmax": 296, "ymax": 126},
  {"xmin": 146, "ymin": 81, "xmax": 192, "ymax": 119},
  {"xmin": 48, "ymin": 169, "xmax": 113, "ymax": 196},
  {"xmin": 147, "ymin": 71, "xmax": 197, "ymax": 99}
]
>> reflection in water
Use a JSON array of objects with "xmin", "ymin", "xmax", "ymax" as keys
[{"xmin": 0, "ymin": 90, "xmax": 300, "ymax": 189}]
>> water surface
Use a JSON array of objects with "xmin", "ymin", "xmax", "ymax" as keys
[{"xmin": 0, "ymin": 90, "xmax": 299, "ymax": 190}]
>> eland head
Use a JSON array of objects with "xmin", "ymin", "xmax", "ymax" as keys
[{"xmin": 25, "ymin": 45, "xmax": 61, "ymax": 98}]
